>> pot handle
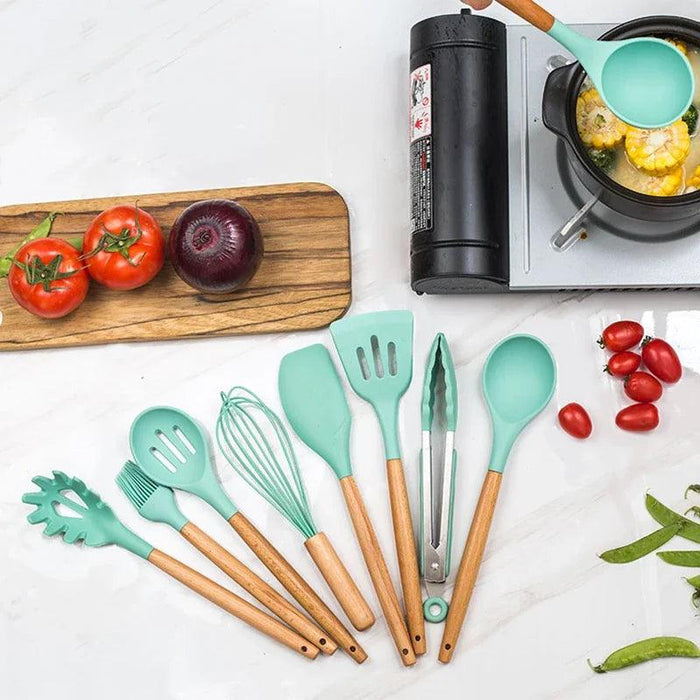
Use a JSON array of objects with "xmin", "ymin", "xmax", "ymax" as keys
[{"xmin": 541, "ymin": 63, "xmax": 577, "ymax": 139}]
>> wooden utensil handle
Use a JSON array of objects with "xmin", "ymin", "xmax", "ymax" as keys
[
  {"xmin": 305, "ymin": 531, "xmax": 375, "ymax": 631},
  {"xmin": 439, "ymin": 470, "xmax": 503, "ymax": 664},
  {"xmin": 229, "ymin": 511, "xmax": 367, "ymax": 664},
  {"xmin": 147, "ymin": 549, "xmax": 318, "ymax": 659},
  {"xmin": 180, "ymin": 521, "xmax": 328, "ymax": 653},
  {"xmin": 340, "ymin": 476, "xmax": 416, "ymax": 667},
  {"xmin": 495, "ymin": 0, "xmax": 554, "ymax": 31},
  {"xmin": 386, "ymin": 458, "xmax": 426, "ymax": 655}
]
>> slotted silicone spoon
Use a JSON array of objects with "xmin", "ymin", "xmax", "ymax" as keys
[
  {"xmin": 279, "ymin": 344, "xmax": 416, "ymax": 667},
  {"xmin": 330, "ymin": 310, "xmax": 425, "ymax": 655},
  {"xmin": 491, "ymin": 0, "xmax": 693, "ymax": 128},
  {"xmin": 439, "ymin": 335, "xmax": 556, "ymax": 663},
  {"xmin": 130, "ymin": 406, "xmax": 367, "ymax": 663},
  {"xmin": 22, "ymin": 471, "xmax": 318, "ymax": 659}
]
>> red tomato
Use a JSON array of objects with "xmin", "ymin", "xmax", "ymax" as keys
[
  {"xmin": 8, "ymin": 238, "xmax": 89, "ymax": 318},
  {"xmin": 598, "ymin": 320, "xmax": 644, "ymax": 352},
  {"xmin": 83, "ymin": 205, "xmax": 164, "ymax": 290},
  {"xmin": 615, "ymin": 403, "xmax": 659, "ymax": 432},
  {"xmin": 624, "ymin": 372, "xmax": 663, "ymax": 402},
  {"xmin": 641, "ymin": 337, "xmax": 682, "ymax": 384},
  {"xmin": 604, "ymin": 351, "xmax": 641, "ymax": 377},
  {"xmin": 558, "ymin": 403, "xmax": 593, "ymax": 439}
]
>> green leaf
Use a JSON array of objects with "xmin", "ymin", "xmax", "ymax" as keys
[{"xmin": 0, "ymin": 213, "xmax": 57, "ymax": 278}]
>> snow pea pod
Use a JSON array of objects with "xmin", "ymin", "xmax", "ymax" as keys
[
  {"xmin": 599, "ymin": 524, "xmax": 681, "ymax": 563},
  {"xmin": 646, "ymin": 493, "xmax": 700, "ymax": 544},
  {"xmin": 687, "ymin": 574, "xmax": 700, "ymax": 589},
  {"xmin": 590, "ymin": 636, "xmax": 700, "ymax": 673},
  {"xmin": 0, "ymin": 213, "xmax": 56, "ymax": 277},
  {"xmin": 657, "ymin": 550, "xmax": 700, "ymax": 567}
]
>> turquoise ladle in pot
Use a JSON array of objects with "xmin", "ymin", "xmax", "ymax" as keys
[
  {"xmin": 491, "ymin": 0, "xmax": 694, "ymax": 128},
  {"xmin": 438, "ymin": 335, "xmax": 556, "ymax": 663}
]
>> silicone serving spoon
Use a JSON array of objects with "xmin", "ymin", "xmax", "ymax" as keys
[
  {"xmin": 330, "ymin": 310, "xmax": 425, "ymax": 655},
  {"xmin": 22, "ymin": 471, "xmax": 318, "ymax": 659},
  {"xmin": 279, "ymin": 344, "xmax": 417, "ymax": 667},
  {"xmin": 492, "ymin": 0, "xmax": 694, "ymax": 128},
  {"xmin": 129, "ymin": 406, "xmax": 367, "ymax": 663},
  {"xmin": 439, "ymin": 335, "xmax": 556, "ymax": 663}
]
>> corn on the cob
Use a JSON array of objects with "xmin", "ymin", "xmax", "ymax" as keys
[
  {"xmin": 635, "ymin": 167, "xmax": 685, "ymax": 197},
  {"xmin": 625, "ymin": 121, "xmax": 690, "ymax": 175},
  {"xmin": 576, "ymin": 88, "xmax": 627, "ymax": 149},
  {"xmin": 686, "ymin": 165, "xmax": 700, "ymax": 192},
  {"xmin": 665, "ymin": 37, "xmax": 688, "ymax": 55}
]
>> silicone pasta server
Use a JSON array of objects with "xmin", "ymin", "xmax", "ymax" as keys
[
  {"xmin": 22, "ymin": 471, "xmax": 318, "ymax": 659},
  {"xmin": 492, "ymin": 0, "xmax": 693, "ymax": 128},
  {"xmin": 439, "ymin": 335, "xmax": 556, "ymax": 663},
  {"xmin": 130, "ymin": 406, "xmax": 366, "ymax": 663},
  {"xmin": 330, "ymin": 310, "xmax": 425, "ymax": 655},
  {"xmin": 279, "ymin": 344, "xmax": 416, "ymax": 667},
  {"xmin": 216, "ymin": 386, "xmax": 375, "ymax": 632},
  {"xmin": 117, "ymin": 460, "xmax": 328, "ymax": 651}
]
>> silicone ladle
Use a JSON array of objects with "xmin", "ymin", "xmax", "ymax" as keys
[
  {"xmin": 491, "ymin": 0, "xmax": 694, "ymax": 128},
  {"xmin": 439, "ymin": 335, "xmax": 556, "ymax": 663}
]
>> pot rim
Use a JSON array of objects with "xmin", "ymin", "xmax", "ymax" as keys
[{"xmin": 562, "ymin": 15, "xmax": 700, "ymax": 208}]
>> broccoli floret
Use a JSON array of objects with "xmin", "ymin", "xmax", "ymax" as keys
[
  {"xmin": 587, "ymin": 147, "xmax": 616, "ymax": 173},
  {"xmin": 683, "ymin": 104, "xmax": 698, "ymax": 136}
]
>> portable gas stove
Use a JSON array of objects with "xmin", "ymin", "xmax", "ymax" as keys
[{"xmin": 508, "ymin": 23, "xmax": 700, "ymax": 291}]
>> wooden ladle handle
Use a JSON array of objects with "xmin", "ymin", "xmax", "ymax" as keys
[
  {"xmin": 493, "ymin": 0, "xmax": 555, "ymax": 32},
  {"xmin": 439, "ymin": 470, "xmax": 503, "ymax": 663},
  {"xmin": 147, "ymin": 548, "xmax": 318, "ymax": 659},
  {"xmin": 386, "ymin": 458, "xmax": 426, "ymax": 655},
  {"xmin": 340, "ymin": 475, "xmax": 416, "ymax": 667},
  {"xmin": 229, "ymin": 511, "xmax": 367, "ymax": 664},
  {"xmin": 180, "ymin": 521, "xmax": 329, "ymax": 653},
  {"xmin": 305, "ymin": 531, "xmax": 375, "ymax": 631}
]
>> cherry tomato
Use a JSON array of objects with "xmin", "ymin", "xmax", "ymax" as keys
[
  {"xmin": 604, "ymin": 351, "xmax": 641, "ymax": 377},
  {"xmin": 83, "ymin": 205, "xmax": 164, "ymax": 290},
  {"xmin": 641, "ymin": 337, "xmax": 682, "ymax": 384},
  {"xmin": 615, "ymin": 403, "xmax": 659, "ymax": 432},
  {"xmin": 598, "ymin": 320, "xmax": 644, "ymax": 352},
  {"xmin": 624, "ymin": 372, "xmax": 663, "ymax": 402},
  {"xmin": 558, "ymin": 403, "xmax": 593, "ymax": 439},
  {"xmin": 8, "ymin": 238, "xmax": 89, "ymax": 318}
]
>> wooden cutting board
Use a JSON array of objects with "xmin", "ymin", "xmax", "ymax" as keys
[{"xmin": 0, "ymin": 182, "xmax": 351, "ymax": 351}]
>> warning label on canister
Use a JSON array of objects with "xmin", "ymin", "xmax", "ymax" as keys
[{"xmin": 410, "ymin": 63, "xmax": 432, "ymax": 234}]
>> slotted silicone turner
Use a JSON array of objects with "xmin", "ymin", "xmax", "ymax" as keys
[
  {"xmin": 279, "ymin": 344, "xmax": 416, "ymax": 667},
  {"xmin": 330, "ymin": 310, "xmax": 425, "ymax": 655},
  {"xmin": 22, "ymin": 471, "xmax": 318, "ymax": 659},
  {"xmin": 130, "ymin": 406, "xmax": 366, "ymax": 663},
  {"xmin": 117, "ymin": 460, "xmax": 329, "ymax": 652}
]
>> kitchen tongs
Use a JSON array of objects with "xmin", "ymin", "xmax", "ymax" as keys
[{"xmin": 420, "ymin": 333, "xmax": 457, "ymax": 623}]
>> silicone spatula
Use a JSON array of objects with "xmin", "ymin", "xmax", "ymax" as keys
[
  {"xmin": 279, "ymin": 343, "xmax": 417, "ymax": 666},
  {"xmin": 492, "ymin": 0, "xmax": 693, "ymax": 128},
  {"xmin": 439, "ymin": 335, "xmax": 556, "ymax": 663},
  {"xmin": 330, "ymin": 310, "xmax": 425, "ymax": 655},
  {"xmin": 22, "ymin": 471, "xmax": 318, "ymax": 659}
]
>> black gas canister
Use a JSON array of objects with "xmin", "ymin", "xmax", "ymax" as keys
[{"xmin": 410, "ymin": 10, "xmax": 509, "ymax": 294}]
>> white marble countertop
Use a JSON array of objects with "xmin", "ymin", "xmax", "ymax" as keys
[{"xmin": 2, "ymin": 1, "xmax": 700, "ymax": 698}]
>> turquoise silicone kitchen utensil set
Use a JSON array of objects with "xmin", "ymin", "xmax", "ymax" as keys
[{"xmin": 23, "ymin": 309, "xmax": 556, "ymax": 667}]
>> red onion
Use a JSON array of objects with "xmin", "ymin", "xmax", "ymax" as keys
[{"xmin": 168, "ymin": 199, "xmax": 263, "ymax": 294}]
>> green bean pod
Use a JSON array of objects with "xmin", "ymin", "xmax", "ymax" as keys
[
  {"xmin": 599, "ymin": 524, "xmax": 681, "ymax": 564},
  {"xmin": 657, "ymin": 550, "xmax": 700, "ymax": 567},
  {"xmin": 646, "ymin": 493, "xmax": 700, "ymax": 544},
  {"xmin": 590, "ymin": 636, "xmax": 700, "ymax": 673}
]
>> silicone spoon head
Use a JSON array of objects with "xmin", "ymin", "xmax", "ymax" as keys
[
  {"xmin": 278, "ymin": 344, "xmax": 353, "ymax": 479},
  {"xmin": 22, "ymin": 471, "xmax": 153, "ymax": 558},
  {"xmin": 482, "ymin": 335, "xmax": 556, "ymax": 473},
  {"xmin": 129, "ymin": 406, "xmax": 237, "ymax": 519},
  {"xmin": 549, "ymin": 21, "xmax": 694, "ymax": 128}
]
